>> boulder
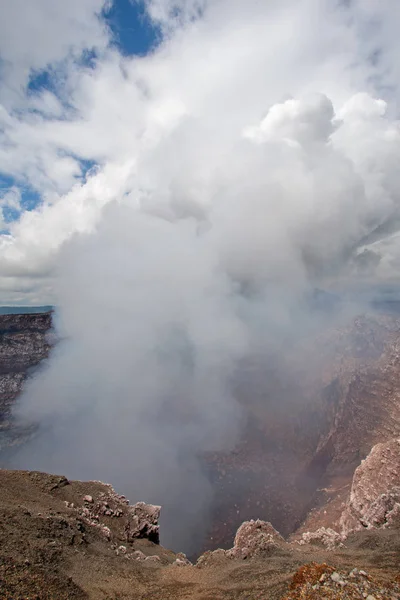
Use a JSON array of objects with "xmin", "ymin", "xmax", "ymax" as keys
[
  {"xmin": 125, "ymin": 502, "xmax": 161, "ymax": 544},
  {"xmin": 299, "ymin": 527, "xmax": 345, "ymax": 550},
  {"xmin": 228, "ymin": 519, "xmax": 286, "ymax": 559}
]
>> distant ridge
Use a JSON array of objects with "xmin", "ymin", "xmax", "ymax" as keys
[{"xmin": 0, "ymin": 306, "xmax": 53, "ymax": 315}]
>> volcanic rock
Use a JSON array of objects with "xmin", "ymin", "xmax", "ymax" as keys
[
  {"xmin": 340, "ymin": 437, "xmax": 400, "ymax": 535},
  {"xmin": 205, "ymin": 313, "xmax": 400, "ymax": 550},
  {"xmin": 0, "ymin": 311, "xmax": 53, "ymax": 455},
  {"xmin": 282, "ymin": 563, "xmax": 400, "ymax": 600},
  {"xmin": 299, "ymin": 527, "xmax": 345, "ymax": 550},
  {"xmin": 196, "ymin": 519, "xmax": 290, "ymax": 566},
  {"xmin": 2, "ymin": 309, "xmax": 400, "ymax": 595},
  {"xmin": 228, "ymin": 519, "xmax": 286, "ymax": 559},
  {"xmin": 126, "ymin": 501, "xmax": 161, "ymax": 544},
  {"xmin": 1, "ymin": 468, "xmax": 400, "ymax": 598}
]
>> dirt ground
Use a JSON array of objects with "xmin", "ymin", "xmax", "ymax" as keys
[{"xmin": 0, "ymin": 469, "xmax": 399, "ymax": 599}]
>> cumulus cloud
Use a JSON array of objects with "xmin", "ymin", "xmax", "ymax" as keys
[
  {"xmin": 0, "ymin": 186, "xmax": 21, "ymax": 230},
  {"xmin": 0, "ymin": 0, "xmax": 381, "ymax": 301},
  {"xmin": 3, "ymin": 0, "xmax": 400, "ymax": 552},
  {"xmin": 0, "ymin": 0, "xmax": 109, "ymax": 104}
]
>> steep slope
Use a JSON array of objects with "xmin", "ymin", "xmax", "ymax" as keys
[
  {"xmin": 293, "ymin": 318, "xmax": 400, "ymax": 539},
  {"xmin": 205, "ymin": 314, "xmax": 400, "ymax": 549},
  {"xmin": 0, "ymin": 469, "xmax": 399, "ymax": 600},
  {"xmin": 0, "ymin": 469, "xmax": 176, "ymax": 599},
  {"xmin": 0, "ymin": 312, "xmax": 52, "ymax": 456},
  {"xmin": 1, "ymin": 310, "xmax": 400, "ymax": 559}
]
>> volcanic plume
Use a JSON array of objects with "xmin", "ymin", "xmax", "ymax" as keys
[{"xmin": 5, "ymin": 0, "xmax": 400, "ymax": 554}]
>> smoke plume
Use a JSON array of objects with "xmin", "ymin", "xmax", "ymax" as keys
[{"xmin": 7, "ymin": 0, "xmax": 400, "ymax": 552}]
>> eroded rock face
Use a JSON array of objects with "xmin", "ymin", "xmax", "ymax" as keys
[
  {"xmin": 74, "ymin": 481, "xmax": 161, "ymax": 545},
  {"xmin": 0, "ymin": 313, "xmax": 52, "ymax": 373},
  {"xmin": 340, "ymin": 438, "xmax": 400, "ymax": 535},
  {"xmin": 2, "ymin": 310, "xmax": 400, "ymax": 557},
  {"xmin": 127, "ymin": 502, "xmax": 161, "ymax": 544},
  {"xmin": 299, "ymin": 437, "xmax": 400, "ymax": 547},
  {"xmin": 0, "ymin": 312, "xmax": 53, "ymax": 454},
  {"xmin": 2, "ymin": 468, "xmax": 400, "ymax": 599},
  {"xmin": 206, "ymin": 314, "xmax": 400, "ymax": 550}
]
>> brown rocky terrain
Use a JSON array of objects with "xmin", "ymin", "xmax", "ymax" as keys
[
  {"xmin": 205, "ymin": 313, "xmax": 400, "ymax": 550},
  {"xmin": 288, "ymin": 315, "xmax": 400, "ymax": 543},
  {"xmin": 0, "ymin": 468, "xmax": 399, "ymax": 599},
  {"xmin": 1, "ymin": 308, "xmax": 400, "ymax": 598},
  {"xmin": 339, "ymin": 437, "xmax": 400, "ymax": 535}
]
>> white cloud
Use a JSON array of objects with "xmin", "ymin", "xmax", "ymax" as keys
[
  {"xmin": 5, "ymin": 0, "xmax": 400, "ymax": 553},
  {"xmin": 0, "ymin": 186, "xmax": 21, "ymax": 210},
  {"xmin": 0, "ymin": 186, "xmax": 21, "ymax": 232},
  {"xmin": 0, "ymin": 0, "xmax": 399, "ymax": 302},
  {"xmin": 139, "ymin": 0, "xmax": 207, "ymax": 32},
  {"xmin": 243, "ymin": 93, "xmax": 336, "ymax": 147},
  {"xmin": 0, "ymin": 0, "xmax": 110, "ymax": 105}
]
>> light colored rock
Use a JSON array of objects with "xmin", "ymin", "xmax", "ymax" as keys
[
  {"xmin": 197, "ymin": 520, "xmax": 287, "ymax": 565},
  {"xmin": 100, "ymin": 525, "xmax": 111, "ymax": 540},
  {"xmin": 174, "ymin": 552, "xmax": 192, "ymax": 566},
  {"xmin": 340, "ymin": 438, "xmax": 400, "ymax": 536},
  {"xmin": 299, "ymin": 527, "xmax": 345, "ymax": 550},
  {"xmin": 227, "ymin": 519, "xmax": 285, "ymax": 559},
  {"xmin": 196, "ymin": 548, "xmax": 230, "ymax": 568},
  {"xmin": 144, "ymin": 555, "xmax": 161, "ymax": 563},
  {"xmin": 174, "ymin": 559, "xmax": 188, "ymax": 567},
  {"xmin": 77, "ymin": 483, "xmax": 161, "ymax": 546}
]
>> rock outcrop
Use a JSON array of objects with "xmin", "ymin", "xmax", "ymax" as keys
[
  {"xmin": 62, "ymin": 480, "xmax": 162, "ymax": 546},
  {"xmin": 125, "ymin": 502, "xmax": 161, "ymax": 544},
  {"xmin": 340, "ymin": 437, "xmax": 400, "ymax": 535},
  {"xmin": 206, "ymin": 313, "xmax": 400, "ymax": 549},
  {"xmin": 197, "ymin": 519, "xmax": 289, "ymax": 566},
  {"xmin": 228, "ymin": 519, "xmax": 286, "ymax": 559},
  {"xmin": 299, "ymin": 527, "xmax": 345, "ymax": 551},
  {"xmin": 0, "ymin": 311, "xmax": 52, "ymax": 455},
  {"xmin": 2, "ymin": 309, "xmax": 400, "ymax": 566},
  {"xmin": 298, "ymin": 437, "xmax": 400, "ymax": 552},
  {"xmin": 1, "ymin": 468, "xmax": 400, "ymax": 599}
]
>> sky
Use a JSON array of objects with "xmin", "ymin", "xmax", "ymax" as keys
[
  {"xmin": 5, "ymin": 0, "xmax": 400, "ymax": 553},
  {"xmin": 0, "ymin": 0, "xmax": 161, "ymax": 304},
  {"xmin": 0, "ymin": 0, "xmax": 400, "ymax": 304}
]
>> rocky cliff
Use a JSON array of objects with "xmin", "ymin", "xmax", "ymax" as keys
[
  {"xmin": 2, "ymin": 310, "xmax": 400, "ymax": 546},
  {"xmin": 205, "ymin": 313, "xmax": 400, "ymax": 549},
  {"xmin": 0, "ymin": 312, "xmax": 52, "ymax": 456},
  {"xmin": 0, "ymin": 468, "xmax": 399, "ymax": 599},
  {"xmin": 1, "ymin": 309, "xmax": 400, "ymax": 598}
]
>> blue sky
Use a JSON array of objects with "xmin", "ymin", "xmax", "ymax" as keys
[
  {"xmin": 105, "ymin": 0, "xmax": 160, "ymax": 56},
  {"xmin": 0, "ymin": 0, "xmax": 399, "ymax": 305},
  {"xmin": 0, "ymin": 0, "xmax": 159, "ymax": 233}
]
